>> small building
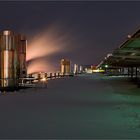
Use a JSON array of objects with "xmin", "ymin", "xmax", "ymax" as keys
[
  {"xmin": 73, "ymin": 64, "xmax": 78, "ymax": 74},
  {"xmin": 60, "ymin": 59, "xmax": 71, "ymax": 76}
]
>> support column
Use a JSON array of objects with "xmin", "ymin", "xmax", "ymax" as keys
[
  {"xmin": 120, "ymin": 68, "xmax": 122, "ymax": 75},
  {"xmin": 136, "ymin": 67, "xmax": 138, "ymax": 78},
  {"xmin": 121, "ymin": 68, "xmax": 124, "ymax": 76},
  {"xmin": 128, "ymin": 67, "xmax": 130, "ymax": 77},
  {"xmin": 131, "ymin": 67, "xmax": 133, "ymax": 78}
]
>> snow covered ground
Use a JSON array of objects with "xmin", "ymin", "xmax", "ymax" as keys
[{"xmin": 0, "ymin": 73, "xmax": 140, "ymax": 139}]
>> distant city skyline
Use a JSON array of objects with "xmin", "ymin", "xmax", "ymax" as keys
[{"xmin": 0, "ymin": 1, "xmax": 140, "ymax": 72}]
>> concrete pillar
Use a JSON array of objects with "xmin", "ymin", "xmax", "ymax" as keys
[
  {"xmin": 120, "ymin": 68, "xmax": 122, "ymax": 75},
  {"xmin": 29, "ymin": 74, "xmax": 32, "ymax": 84},
  {"xmin": 38, "ymin": 73, "xmax": 41, "ymax": 82},
  {"xmin": 50, "ymin": 73, "xmax": 52, "ymax": 79},
  {"xmin": 131, "ymin": 67, "xmax": 133, "ymax": 78},
  {"xmin": 119, "ymin": 68, "xmax": 122, "ymax": 75},
  {"xmin": 128, "ymin": 67, "xmax": 130, "ymax": 77},
  {"xmin": 136, "ymin": 67, "xmax": 138, "ymax": 78},
  {"xmin": 54, "ymin": 73, "xmax": 56, "ymax": 78},
  {"xmin": 122, "ymin": 68, "xmax": 125, "ymax": 75},
  {"xmin": 120, "ymin": 68, "xmax": 124, "ymax": 75},
  {"xmin": 45, "ymin": 73, "xmax": 48, "ymax": 79}
]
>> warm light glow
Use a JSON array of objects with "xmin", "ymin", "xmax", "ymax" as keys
[
  {"xmin": 41, "ymin": 78, "xmax": 46, "ymax": 81},
  {"xmin": 27, "ymin": 59, "xmax": 56, "ymax": 74},
  {"xmin": 93, "ymin": 69, "xmax": 105, "ymax": 73},
  {"xmin": 26, "ymin": 24, "xmax": 73, "ymax": 73},
  {"xmin": 127, "ymin": 35, "xmax": 131, "ymax": 38},
  {"xmin": 26, "ymin": 25, "xmax": 70, "ymax": 61}
]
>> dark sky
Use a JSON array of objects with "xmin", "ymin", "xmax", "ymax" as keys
[{"xmin": 0, "ymin": 1, "xmax": 140, "ymax": 72}]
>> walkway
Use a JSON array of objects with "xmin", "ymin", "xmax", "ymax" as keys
[{"xmin": 0, "ymin": 74, "xmax": 140, "ymax": 139}]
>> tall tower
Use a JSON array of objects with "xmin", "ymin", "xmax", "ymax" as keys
[
  {"xmin": 74, "ymin": 64, "xmax": 78, "ymax": 74},
  {"xmin": 18, "ymin": 35, "xmax": 27, "ymax": 78},
  {"xmin": 0, "ymin": 30, "xmax": 27, "ymax": 90},
  {"xmin": 79, "ymin": 65, "xmax": 83, "ymax": 73},
  {"xmin": 60, "ymin": 59, "xmax": 71, "ymax": 76}
]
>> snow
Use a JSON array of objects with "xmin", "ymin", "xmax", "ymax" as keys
[{"xmin": 0, "ymin": 73, "xmax": 140, "ymax": 138}]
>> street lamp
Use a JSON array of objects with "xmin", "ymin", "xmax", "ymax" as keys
[{"xmin": 105, "ymin": 64, "xmax": 108, "ymax": 68}]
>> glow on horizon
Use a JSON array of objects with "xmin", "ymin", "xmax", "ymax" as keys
[
  {"xmin": 26, "ymin": 25, "xmax": 70, "ymax": 61},
  {"xmin": 27, "ymin": 59, "xmax": 56, "ymax": 74},
  {"xmin": 26, "ymin": 24, "xmax": 73, "ymax": 74}
]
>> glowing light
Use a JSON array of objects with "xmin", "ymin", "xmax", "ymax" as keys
[
  {"xmin": 26, "ymin": 24, "xmax": 74, "ymax": 73},
  {"xmin": 93, "ymin": 69, "xmax": 105, "ymax": 73},
  {"xmin": 27, "ymin": 59, "xmax": 56, "ymax": 74},
  {"xmin": 131, "ymin": 53, "xmax": 136, "ymax": 56},
  {"xmin": 127, "ymin": 35, "xmax": 131, "ymax": 38},
  {"xmin": 105, "ymin": 64, "xmax": 108, "ymax": 68},
  {"xmin": 26, "ymin": 25, "xmax": 71, "ymax": 61},
  {"xmin": 86, "ymin": 69, "xmax": 92, "ymax": 73},
  {"xmin": 107, "ymin": 53, "xmax": 112, "ymax": 57},
  {"xmin": 41, "ymin": 78, "xmax": 46, "ymax": 81}
]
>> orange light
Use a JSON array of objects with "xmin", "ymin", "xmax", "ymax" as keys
[
  {"xmin": 27, "ymin": 59, "xmax": 56, "ymax": 74},
  {"xmin": 41, "ymin": 78, "xmax": 46, "ymax": 81},
  {"xmin": 26, "ymin": 25, "xmax": 71, "ymax": 61}
]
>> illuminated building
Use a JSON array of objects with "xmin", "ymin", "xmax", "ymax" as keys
[
  {"xmin": 60, "ymin": 59, "xmax": 71, "ymax": 76},
  {"xmin": 18, "ymin": 35, "xmax": 27, "ymax": 78},
  {"xmin": 0, "ymin": 30, "xmax": 27, "ymax": 90},
  {"xmin": 79, "ymin": 65, "xmax": 83, "ymax": 73},
  {"xmin": 74, "ymin": 64, "xmax": 78, "ymax": 74}
]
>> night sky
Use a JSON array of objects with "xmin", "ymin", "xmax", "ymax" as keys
[{"xmin": 0, "ymin": 1, "xmax": 140, "ymax": 72}]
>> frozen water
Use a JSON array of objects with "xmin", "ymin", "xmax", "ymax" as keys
[{"xmin": 0, "ymin": 73, "xmax": 140, "ymax": 139}]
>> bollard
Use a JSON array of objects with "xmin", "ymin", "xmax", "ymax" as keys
[
  {"xmin": 136, "ymin": 67, "xmax": 138, "ymax": 78},
  {"xmin": 50, "ymin": 73, "xmax": 52, "ymax": 79},
  {"xmin": 54, "ymin": 73, "xmax": 56, "ymax": 78},
  {"xmin": 38, "ymin": 73, "xmax": 41, "ymax": 82},
  {"xmin": 131, "ymin": 67, "xmax": 134, "ymax": 78},
  {"xmin": 45, "ymin": 73, "xmax": 48, "ymax": 79}
]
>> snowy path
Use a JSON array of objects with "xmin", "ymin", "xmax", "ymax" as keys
[{"xmin": 0, "ymin": 74, "xmax": 140, "ymax": 138}]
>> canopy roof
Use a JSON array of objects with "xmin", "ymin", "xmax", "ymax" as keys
[{"xmin": 98, "ymin": 28, "xmax": 140, "ymax": 68}]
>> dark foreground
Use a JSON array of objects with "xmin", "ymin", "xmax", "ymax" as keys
[{"xmin": 0, "ymin": 74, "xmax": 140, "ymax": 139}]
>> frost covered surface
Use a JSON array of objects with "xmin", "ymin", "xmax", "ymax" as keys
[{"xmin": 0, "ymin": 74, "xmax": 140, "ymax": 139}]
